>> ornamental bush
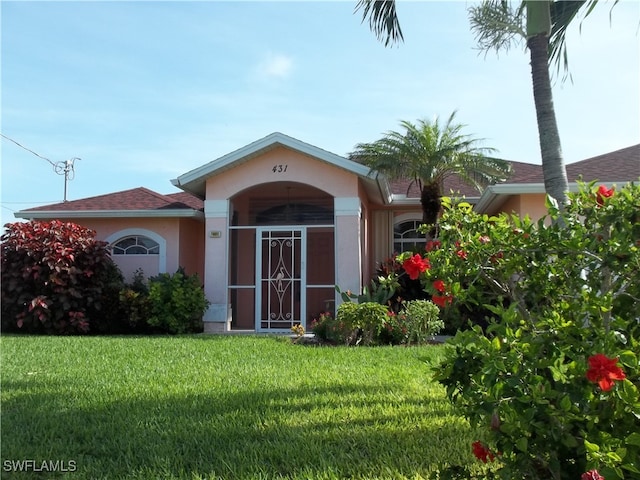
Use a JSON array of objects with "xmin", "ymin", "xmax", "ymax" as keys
[
  {"xmin": 146, "ymin": 268, "xmax": 209, "ymax": 334},
  {"xmin": 393, "ymin": 181, "xmax": 639, "ymax": 479},
  {"xmin": 329, "ymin": 301, "xmax": 388, "ymax": 345},
  {"xmin": 1, "ymin": 220, "xmax": 124, "ymax": 334},
  {"xmin": 402, "ymin": 299, "xmax": 443, "ymax": 343}
]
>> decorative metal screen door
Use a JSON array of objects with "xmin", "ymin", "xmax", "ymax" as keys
[{"xmin": 256, "ymin": 229, "xmax": 305, "ymax": 332}]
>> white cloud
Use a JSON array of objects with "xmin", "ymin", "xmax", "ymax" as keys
[{"xmin": 257, "ymin": 52, "xmax": 294, "ymax": 79}]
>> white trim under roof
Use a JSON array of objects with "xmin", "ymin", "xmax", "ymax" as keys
[{"xmin": 14, "ymin": 210, "xmax": 205, "ymax": 220}]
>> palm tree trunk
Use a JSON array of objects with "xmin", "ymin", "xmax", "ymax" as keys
[
  {"xmin": 420, "ymin": 181, "xmax": 441, "ymax": 240},
  {"xmin": 527, "ymin": 29, "xmax": 569, "ymax": 207}
]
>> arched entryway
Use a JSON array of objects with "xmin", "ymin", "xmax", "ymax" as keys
[{"xmin": 228, "ymin": 182, "xmax": 336, "ymax": 332}]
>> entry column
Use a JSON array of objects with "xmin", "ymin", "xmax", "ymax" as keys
[
  {"xmin": 334, "ymin": 197, "xmax": 362, "ymax": 305},
  {"xmin": 203, "ymin": 199, "xmax": 230, "ymax": 333}
]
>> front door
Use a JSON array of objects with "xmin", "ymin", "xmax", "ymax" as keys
[{"xmin": 256, "ymin": 228, "xmax": 305, "ymax": 332}]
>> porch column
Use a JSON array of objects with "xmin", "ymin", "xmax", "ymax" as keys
[
  {"xmin": 334, "ymin": 197, "xmax": 362, "ymax": 304},
  {"xmin": 203, "ymin": 199, "xmax": 231, "ymax": 333}
]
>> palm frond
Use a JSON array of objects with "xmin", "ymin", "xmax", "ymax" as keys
[
  {"xmin": 468, "ymin": 0, "xmax": 526, "ymax": 55},
  {"xmin": 549, "ymin": 0, "xmax": 618, "ymax": 81},
  {"xmin": 350, "ymin": 112, "xmax": 507, "ymax": 196},
  {"xmin": 355, "ymin": 0, "xmax": 404, "ymax": 47}
]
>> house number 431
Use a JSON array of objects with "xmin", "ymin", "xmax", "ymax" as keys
[{"xmin": 272, "ymin": 164, "xmax": 288, "ymax": 173}]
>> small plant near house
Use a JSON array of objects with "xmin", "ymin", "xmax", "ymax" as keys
[
  {"xmin": 147, "ymin": 267, "xmax": 209, "ymax": 334},
  {"xmin": 312, "ymin": 302, "xmax": 392, "ymax": 346},
  {"xmin": 348, "ymin": 301, "xmax": 389, "ymax": 345},
  {"xmin": 402, "ymin": 299, "xmax": 443, "ymax": 343},
  {"xmin": 0, "ymin": 220, "xmax": 123, "ymax": 334},
  {"xmin": 290, "ymin": 323, "xmax": 305, "ymax": 337},
  {"xmin": 378, "ymin": 310, "xmax": 410, "ymax": 345},
  {"xmin": 389, "ymin": 181, "xmax": 639, "ymax": 479},
  {"xmin": 117, "ymin": 269, "xmax": 152, "ymax": 333},
  {"xmin": 309, "ymin": 311, "xmax": 348, "ymax": 344}
]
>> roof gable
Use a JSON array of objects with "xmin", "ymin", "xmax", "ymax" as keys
[{"xmin": 171, "ymin": 132, "xmax": 381, "ymax": 199}]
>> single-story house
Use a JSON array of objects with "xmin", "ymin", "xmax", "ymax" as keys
[{"xmin": 14, "ymin": 133, "xmax": 639, "ymax": 333}]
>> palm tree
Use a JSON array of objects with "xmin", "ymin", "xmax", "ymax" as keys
[
  {"xmin": 349, "ymin": 112, "xmax": 511, "ymax": 234},
  {"xmin": 355, "ymin": 0, "xmax": 606, "ymax": 208}
]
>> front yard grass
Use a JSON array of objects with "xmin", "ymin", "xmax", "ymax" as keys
[{"xmin": 1, "ymin": 335, "xmax": 487, "ymax": 479}]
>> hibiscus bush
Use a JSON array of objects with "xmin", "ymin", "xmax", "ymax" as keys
[
  {"xmin": 392, "ymin": 182, "xmax": 639, "ymax": 479},
  {"xmin": 1, "ymin": 220, "xmax": 124, "ymax": 334}
]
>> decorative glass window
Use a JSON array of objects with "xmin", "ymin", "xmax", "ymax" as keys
[
  {"xmin": 112, "ymin": 236, "xmax": 160, "ymax": 255},
  {"xmin": 393, "ymin": 220, "xmax": 424, "ymax": 253}
]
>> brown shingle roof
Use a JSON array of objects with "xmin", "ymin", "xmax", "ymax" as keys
[
  {"xmin": 566, "ymin": 144, "xmax": 639, "ymax": 182},
  {"xmin": 387, "ymin": 145, "xmax": 639, "ymax": 198},
  {"xmin": 23, "ymin": 187, "xmax": 204, "ymax": 212}
]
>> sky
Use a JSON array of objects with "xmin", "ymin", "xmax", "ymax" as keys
[{"xmin": 1, "ymin": 0, "xmax": 639, "ymax": 228}]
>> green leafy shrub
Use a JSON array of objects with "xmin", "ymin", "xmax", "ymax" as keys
[
  {"xmin": 147, "ymin": 268, "xmax": 209, "ymax": 334},
  {"xmin": 378, "ymin": 310, "xmax": 410, "ymax": 345},
  {"xmin": 1, "ymin": 220, "xmax": 124, "ymax": 334},
  {"xmin": 349, "ymin": 301, "xmax": 389, "ymax": 345},
  {"xmin": 392, "ymin": 181, "xmax": 639, "ymax": 479},
  {"xmin": 312, "ymin": 303, "xmax": 389, "ymax": 346},
  {"xmin": 115, "ymin": 269, "xmax": 152, "ymax": 333},
  {"xmin": 402, "ymin": 299, "xmax": 443, "ymax": 342}
]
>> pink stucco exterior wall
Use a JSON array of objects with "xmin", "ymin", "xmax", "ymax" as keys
[
  {"xmin": 205, "ymin": 147, "xmax": 360, "ymax": 199},
  {"xmin": 499, "ymin": 193, "xmax": 549, "ymax": 222},
  {"xmin": 55, "ymin": 217, "xmax": 204, "ymax": 283}
]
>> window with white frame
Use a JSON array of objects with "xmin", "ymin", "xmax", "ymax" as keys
[
  {"xmin": 111, "ymin": 236, "xmax": 160, "ymax": 255},
  {"xmin": 393, "ymin": 219, "xmax": 425, "ymax": 253}
]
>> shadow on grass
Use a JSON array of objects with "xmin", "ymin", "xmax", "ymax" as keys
[{"xmin": 1, "ymin": 378, "xmax": 474, "ymax": 479}]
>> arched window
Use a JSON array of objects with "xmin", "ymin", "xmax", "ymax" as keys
[
  {"xmin": 393, "ymin": 219, "xmax": 424, "ymax": 253},
  {"xmin": 112, "ymin": 235, "xmax": 160, "ymax": 255},
  {"xmin": 105, "ymin": 229, "xmax": 167, "ymax": 279}
]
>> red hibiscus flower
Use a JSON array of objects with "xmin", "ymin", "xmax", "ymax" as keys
[
  {"xmin": 456, "ymin": 249, "xmax": 468, "ymax": 260},
  {"xmin": 596, "ymin": 185, "xmax": 614, "ymax": 206},
  {"xmin": 596, "ymin": 185, "xmax": 613, "ymax": 206},
  {"xmin": 402, "ymin": 254, "xmax": 430, "ymax": 280},
  {"xmin": 426, "ymin": 239, "xmax": 442, "ymax": 251},
  {"xmin": 478, "ymin": 235, "xmax": 490, "ymax": 244},
  {"xmin": 432, "ymin": 294, "xmax": 453, "ymax": 308},
  {"xmin": 581, "ymin": 470, "xmax": 605, "ymax": 480},
  {"xmin": 586, "ymin": 353, "xmax": 626, "ymax": 391},
  {"xmin": 472, "ymin": 441, "xmax": 495, "ymax": 463},
  {"xmin": 433, "ymin": 279, "xmax": 446, "ymax": 293}
]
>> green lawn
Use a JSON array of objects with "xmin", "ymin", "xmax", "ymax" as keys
[{"xmin": 1, "ymin": 335, "xmax": 486, "ymax": 479}]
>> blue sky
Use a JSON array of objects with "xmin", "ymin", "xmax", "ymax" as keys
[{"xmin": 1, "ymin": 0, "xmax": 639, "ymax": 228}]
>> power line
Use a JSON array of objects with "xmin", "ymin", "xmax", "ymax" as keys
[
  {"xmin": 1, "ymin": 201, "xmax": 61, "ymax": 204},
  {"xmin": 0, "ymin": 133, "xmax": 56, "ymax": 167},
  {"xmin": 1, "ymin": 133, "xmax": 81, "ymax": 202}
]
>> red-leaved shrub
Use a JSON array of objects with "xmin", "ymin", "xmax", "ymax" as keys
[{"xmin": 1, "ymin": 220, "xmax": 123, "ymax": 334}]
